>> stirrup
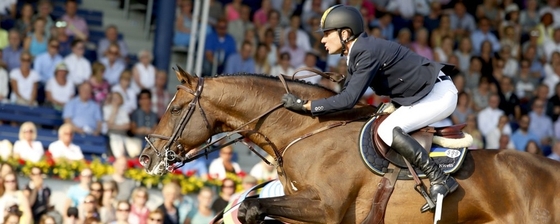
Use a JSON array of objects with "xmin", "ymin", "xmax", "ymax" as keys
[
  {"xmin": 415, "ymin": 184, "xmax": 435, "ymax": 213},
  {"xmin": 420, "ymin": 178, "xmax": 459, "ymax": 213}
]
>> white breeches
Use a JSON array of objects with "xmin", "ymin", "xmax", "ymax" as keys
[{"xmin": 378, "ymin": 71, "xmax": 458, "ymax": 146}]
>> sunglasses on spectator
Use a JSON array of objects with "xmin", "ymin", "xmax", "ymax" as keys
[
  {"xmin": 31, "ymin": 172, "xmax": 41, "ymax": 176},
  {"xmin": 90, "ymin": 188, "xmax": 102, "ymax": 192},
  {"xmin": 4, "ymin": 179, "xmax": 15, "ymax": 183},
  {"xmin": 117, "ymin": 208, "xmax": 130, "ymax": 212}
]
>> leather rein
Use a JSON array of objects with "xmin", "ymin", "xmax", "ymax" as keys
[{"xmin": 144, "ymin": 69, "xmax": 364, "ymax": 173}]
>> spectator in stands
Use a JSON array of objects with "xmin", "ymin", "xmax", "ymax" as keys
[
  {"xmin": 111, "ymin": 70, "xmax": 137, "ymax": 114},
  {"xmin": 451, "ymin": 91, "xmax": 472, "ymax": 125},
  {"xmin": 254, "ymin": 43, "xmax": 271, "ymax": 74},
  {"xmin": 45, "ymin": 62, "xmax": 75, "ymax": 110},
  {"xmin": 227, "ymin": 4, "xmax": 254, "ymax": 49},
  {"xmin": 89, "ymin": 62, "xmax": 110, "ymax": 105},
  {"xmin": 525, "ymin": 140, "xmax": 543, "ymax": 156},
  {"xmin": 15, "ymin": 3, "xmax": 34, "ymax": 37},
  {"xmin": 34, "ymin": 0, "xmax": 55, "ymax": 38},
  {"xmin": 63, "ymin": 168, "xmax": 92, "ymax": 220},
  {"xmin": 61, "ymin": 0, "xmax": 88, "ymax": 40},
  {"xmin": 270, "ymin": 52, "xmax": 294, "ymax": 77},
  {"xmin": 203, "ymin": 18, "xmax": 237, "ymax": 77},
  {"xmin": 103, "ymin": 92, "xmax": 136, "ymax": 157},
  {"xmin": 512, "ymin": 114, "xmax": 540, "ymax": 151},
  {"xmin": 89, "ymin": 181, "xmax": 104, "ymax": 207},
  {"xmin": 97, "ymin": 25, "xmax": 129, "ymax": 60},
  {"xmin": 179, "ymin": 158, "xmax": 208, "ymax": 178},
  {"xmin": 478, "ymin": 94, "xmax": 505, "ymax": 137},
  {"xmin": 158, "ymin": 182, "xmax": 180, "ymax": 224},
  {"xmin": 370, "ymin": 12, "xmax": 394, "ymax": 41},
  {"xmin": 64, "ymin": 39, "xmax": 92, "ymax": 85},
  {"xmin": 23, "ymin": 166, "xmax": 51, "ymax": 223},
  {"xmin": 129, "ymin": 187, "xmax": 149, "ymax": 224},
  {"xmin": 151, "ymin": 70, "xmax": 171, "ymax": 119},
  {"xmin": 111, "ymin": 200, "xmax": 130, "ymax": 224},
  {"xmin": 53, "ymin": 22, "xmax": 74, "ymax": 57},
  {"xmin": 455, "ymin": 37, "xmax": 473, "ymax": 73},
  {"xmin": 283, "ymin": 14, "xmax": 312, "ymax": 53},
  {"xmin": 63, "ymin": 82, "xmax": 103, "ymax": 136},
  {"xmin": 476, "ymin": 0, "xmax": 502, "ymax": 27},
  {"xmin": 517, "ymin": 59, "xmax": 537, "ymax": 100},
  {"xmin": 24, "ymin": 18, "xmax": 48, "ymax": 57},
  {"xmin": 48, "ymin": 123, "xmax": 84, "ymax": 161},
  {"xmin": 250, "ymin": 155, "xmax": 277, "ymax": 181},
  {"xmin": 34, "ymin": 39, "xmax": 63, "ymax": 85},
  {"xmin": 471, "ymin": 17, "xmax": 501, "ymax": 55},
  {"xmin": 211, "ymin": 178, "xmax": 236, "ymax": 214},
  {"xmin": 224, "ymin": 41, "xmax": 255, "ymax": 74},
  {"xmin": 101, "ymin": 157, "xmax": 135, "ymax": 201},
  {"xmin": 0, "ymin": 59, "xmax": 7, "ymax": 103},
  {"xmin": 100, "ymin": 43, "xmax": 126, "ymax": 87},
  {"xmin": 278, "ymin": 0, "xmax": 295, "ymax": 28},
  {"xmin": 9, "ymin": 52, "xmax": 41, "ymax": 106},
  {"xmin": 3, "ymin": 29, "xmax": 22, "ymax": 72},
  {"xmin": 449, "ymin": 2, "xmax": 476, "ymax": 40},
  {"xmin": 132, "ymin": 50, "xmax": 156, "ymax": 94},
  {"xmin": 280, "ymin": 30, "xmax": 305, "ymax": 68},
  {"xmin": 253, "ymin": 0, "xmax": 271, "ymax": 30},
  {"xmin": 240, "ymin": 28, "xmax": 258, "ymax": 54},
  {"xmin": 130, "ymin": 89, "xmax": 157, "ymax": 144},
  {"xmin": 395, "ymin": 28, "xmax": 412, "ymax": 49},
  {"xmin": 529, "ymin": 99, "xmax": 554, "ymax": 148},
  {"xmin": 184, "ymin": 187, "xmax": 213, "ymax": 224},
  {"xmin": 13, "ymin": 122, "xmax": 43, "ymax": 162},
  {"xmin": 498, "ymin": 76, "xmax": 521, "ymax": 120},
  {"xmin": 224, "ymin": 0, "xmax": 242, "ymax": 21},
  {"xmin": 173, "ymin": 0, "xmax": 195, "ymax": 48},
  {"xmin": 471, "ymin": 76, "xmax": 492, "ymax": 112},
  {"xmin": 547, "ymin": 141, "xmax": 560, "ymax": 161},
  {"xmin": 486, "ymin": 115, "xmax": 513, "ymax": 149},
  {"xmin": 209, "ymin": 145, "xmax": 241, "ymax": 180},
  {"xmin": 296, "ymin": 52, "xmax": 322, "ymax": 84},
  {"xmin": 544, "ymin": 28, "xmax": 560, "ymax": 63},
  {"xmin": 0, "ymin": 172, "xmax": 32, "ymax": 223},
  {"xmin": 99, "ymin": 180, "xmax": 118, "ymax": 223},
  {"xmin": 146, "ymin": 209, "xmax": 164, "ymax": 224},
  {"xmin": 410, "ymin": 28, "xmax": 433, "ymax": 60},
  {"xmin": 519, "ymin": 0, "xmax": 539, "ymax": 32},
  {"xmin": 207, "ymin": 0, "xmax": 224, "ymax": 26},
  {"xmin": 79, "ymin": 194, "xmax": 100, "ymax": 222},
  {"xmin": 262, "ymin": 28, "xmax": 278, "ymax": 67}
]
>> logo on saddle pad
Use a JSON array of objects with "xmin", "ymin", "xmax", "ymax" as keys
[{"xmin": 445, "ymin": 149, "xmax": 461, "ymax": 158}]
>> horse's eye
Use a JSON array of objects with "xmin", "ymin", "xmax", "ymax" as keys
[{"xmin": 170, "ymin": 106, "xmax": 182, "ymax": 114}]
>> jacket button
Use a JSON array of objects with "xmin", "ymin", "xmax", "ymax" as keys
[{"xmin": 399, "ymin": 78, "xmax": 403, "ymax": 82}]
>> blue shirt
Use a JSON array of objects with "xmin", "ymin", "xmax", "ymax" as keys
[
  {"xmin": 369, "ymin": 20, "xmax": 394, "ymax": 40},
  {"xmin": 179, "ymin": 159, "xmax": 208, "ymax": 178},
  {"xmin": 100, "ymin": 57, "xmax": 126, "ymax": 86},
  {"xmin": 67, "ymin": 184, "xmax": 90, "ymax": 207},
  {"xmin": 204, "ymin": 33, "xmax": 237, "ymax": 74},
  {"xmin": 511, "ymin": 129, "xmax": 540, "ymax": 151},
  {"xmin": 2, "ymin": 46, "xmax": 22, "ymax": 71},
  {"xmin": 470, "ymin": 30, "xmax": 501, "ymax": 55},
  {"xmin": 33, "ymin": 52, "xmax": 63, "ymax": 83},
  {"xmin": 63, "ymin": 97, "xmax": 103, "ymax": 130},
  {"xmin": 528, "ymin": 112, "xmax": 554, "ymax": 141},
  {"xmin": 224, "ymin": 53, "xmax": 255, "ymax": 74}
]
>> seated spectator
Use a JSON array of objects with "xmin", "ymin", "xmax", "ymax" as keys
[
  {"xmin": 433, "ymin": 35, "xmax": 453, "ymax": 63},
  {"xmin": 100, "ymin": 44, "xmax": 126, "ymax": 86},
  {"xmin": 449, "ymin": 2, "xmax": 476, "ymax": 41},
  {"xmin": 254, "ymin": 43, "xmax": 271, "ymax": 74},
  {"xmin": 512, "ymin": 114, "xmax": 541, "ymax": 151},
  {"xmin": 130, "ymin": 89, "xmax": 158, "ymax": 143},
  {"xmin": 89, "ymin": 62, "xmax": 110, "ymax": 105},
  {"xmin": 282, "ymin": 14, "xmax": 311, "ymax": 52},
  {"xmin": 99, "ymin": 180, "xmax": 118, "ymax": 223},
  {"xmin": 111, "ymin": 70, "xmax": 137, "ymax": 114},
  {"xmin": 296, "ymin": 52, "xmax": 322, "ymax": 84},
  {"xmin": 110, "ymin": 200, "xmax": 131, "ymax": 224},
  {"xmin": 174, "ymin": 0, "xmax": 200, "ymax": 48},
  {"xmin": 529, "ymin": 99, "xmax": 554, "ymax": 149},
  {"xmin": 250, "ymin": 155, "xmax": 277, "ymax": 181},
  {"xmin": 131, "ymin": 50, "xmax": 156, "ymax": 94},
  {"xmin": 53, "ymin": 22, "xmax": 74, "ymax": 57},
  {"xmin": 0, "ymin": 172, "xmax": 32, "ymax": 223},
  {"xmin": 430, "ymin": 13, "xmax": 451, "ymax": 47},
  {"xmin": 151, "ymin": 71, "xmax": 171, "ymax": 119},
  {"xmin": 80, "ymin": 194, "xmax": 100, "ymax": 222},
  {"xmin": 270, "ymin": 52, "xmax": 294, "ymax": 77},
  {"xmin": 454, "ymin": 37, "xmax": 473, "ymax": 73},
  {"xmin": 3, "ymin": 29, "xmax": 22, "ymax": 72},
  {"xmin": 63, "ymin": 82, "xmax": 103, "ymax": 135},
  {"xmin": 262, "ymin": 28, "xmax": 278, "ymax": 67},
  {"xmin": 158, "ymin": 182, "xmax": 180, "ymax": 224},
  {"xmin": 471, "ymin": 17, "xmax": 500, "ymax": 55},
  {"xmin": 0, "ymin": 140, "xmax": 12, "ymax": 160},
  {"xmin": 451, "ymin": 92, "xmax": 473, "ymax": 125},
  {"xmin": 48, "ymin": 123, "xmax": 84, "ymax": 161},
  {"xmin": 478, "ymin": 94, "xmax": 505, "ymax": 137},
  {"xmin": 24, "ymin": 18, "xmax": 48, "ymax": 57},
  {"xmin": 210, "ymin": 178, "xmax": 236, "ymax": 214},
  {"xmin": 280, "ymin": 30, "xmax": 305, "ymax": 68},
  {"xmin": 224, "ymin": 41, "xmax": 255, "ymax": 74},
  {"xmin": 64, "ymin": 39, "xmax": 92, "ymax": 85},
  {"xmin": 0, "ymin": 61, "xmax": 7, "ymax": 103},
  {"xmin": 525, "ymin": 140, "xmax": 543, "ymax": 156},
  {"xmin": 395, "ymin": 28, "xmax": 412, "ymax": 49},
  {"xmin": 10, "ymin": 51, "xmax": 40, "ymax": 106},
  {"xmin": 101, "ymin": 157, "xmax": 135, "ymax": 201},
  {"xmin": 45, "ymin": 62, "xmax": 75, "ymax": 110},
  {"xmin": 203, "ymin": 19, "xmax": 237, "ymax": 76},
  {"xmin": 15, "ymin": 3, "xmax": 33, "ymax": 37},
  {"xmin": 61, "ymin": 0, "xmax": 88, "ymax": 40},
  {"xmin": 147, "ymin": 209, "xmax": 165, "ymax": 224},
  {"xmin": 34, "ymin": 39, "xmax": 63, "ymax": 85},
  {"xmin": 410, "ymin": 28, "xmax": 433, "ymax": 60},
  {"xmin": 97, "ymin": 25, "xmax": 129, "ymax": 60},
  {"xmin": 185, "ymin": 187, "xmax": 214, "ymax": 224},
  {"xmin": 62, "ymin": 168, "xmax": 93, "ymax": 220},
  {"xmin": 34, "ymin": 0, "xmax": 55, "ymax": 37},
  {"xmin": 13, "ymin": 122, "xmax": 43, "ymax": 163},
  {"xmin": 486, "ymin": 115, "xmax": 513, "ymax": 149},
  {"xmin": 179, "ymin": 158, "xmax": 208, "ymax": 178},
  {"xmin": 227, "ymin": 4, "xmax": 254, "ymax": 48},
  {"xmin": 471, "ymin": 76, "xmax": 492, "ymax": 112},
  {"xmin": 23, "ymin": 166, "xmax": 51, "ymax": 223},
  {"xmin": 516, "ymin": 59, "xmax": 537, "ymax": 100},
  {"xmin": 209, "ymin": 145, "xmax": 241, "ymax": 180},
  {"xmin": 129, "ymin": 187, "xmax": 149, "ymax": 224},
  {"xmin": 103, "ymin": 92, "xmax": 136, "ymax": 157},
  {"xmin": 88, "ymin": 181, "xmax": 103, "ymax": 207}
]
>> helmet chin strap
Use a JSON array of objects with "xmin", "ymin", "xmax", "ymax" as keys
[{"xmin": 337, "ymin": 29, "xmax": 354, "ymax": 57}]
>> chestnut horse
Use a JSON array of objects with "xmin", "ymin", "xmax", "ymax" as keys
[{"xmin": 140, "ymin": 69, "xmax": 560, "ymax": 224}]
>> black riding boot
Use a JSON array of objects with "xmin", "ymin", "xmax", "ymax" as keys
[{"xmin": 390, "ymin": 127, "xmax": 459, "ymax": 212}]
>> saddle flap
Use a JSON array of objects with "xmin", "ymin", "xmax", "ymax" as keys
[
  {"xmin": 434, "ymin": 124, "xmax": 467, "ymax": 139},
  {"xmin": 371, "ymin": 115, "xmax": 408, "ymax": 168}
]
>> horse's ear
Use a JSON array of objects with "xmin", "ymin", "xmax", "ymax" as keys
[{"xmin": 174, "ymin": 65, "xmax": 197, "ymax": 85}]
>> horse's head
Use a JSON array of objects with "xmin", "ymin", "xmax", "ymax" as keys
[{"xmin": 140, "ymin": 67, "xmax": 217, "ymax": 175}]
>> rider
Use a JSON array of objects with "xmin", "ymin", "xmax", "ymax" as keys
[{"xmin": 281, "ymin": 5, "xmax": 459, "ymax": 212}]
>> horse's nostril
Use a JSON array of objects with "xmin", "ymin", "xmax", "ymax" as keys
[{"xmin": 139, "ymin": 155, "xmax": 150, "ymax": 167}]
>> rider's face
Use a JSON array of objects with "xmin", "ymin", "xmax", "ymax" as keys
[{"xmin": 321, "ymin": 30, "xmax": 343, "ymax": 54}]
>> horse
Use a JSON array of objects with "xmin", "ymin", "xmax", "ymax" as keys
[{"xmin": 140, "ymin": 68, "xmax": 560, "ymax": 224}]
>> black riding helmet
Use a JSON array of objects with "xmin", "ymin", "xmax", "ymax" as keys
[{"xmin": 319, "ymin": 5, "xmax": 364, "ymax": 55}]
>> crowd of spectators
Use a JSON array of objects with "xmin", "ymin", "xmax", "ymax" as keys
[{"xmin": 1, "ymin": 0, "xmax": 560, "ymax": 223}]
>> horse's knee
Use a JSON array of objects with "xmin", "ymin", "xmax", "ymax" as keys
[{"xmin": 238, "ymin": 199, "xmax": 265, "ymax": 224}]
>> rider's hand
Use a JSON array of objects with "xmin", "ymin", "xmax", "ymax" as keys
[{"xmin": 282, "ymin": 93, "xmax": 308, "ymax": 113}]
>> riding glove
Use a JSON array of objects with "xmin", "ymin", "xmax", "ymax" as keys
[{"xmin": 282, "ymin": 93, "xmax": 308, "ymax": 113}]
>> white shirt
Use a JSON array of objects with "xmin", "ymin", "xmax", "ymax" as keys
[
  {"xmin": 477, "ymin": 107, "xmax": 505, "ymax": 137},
  {"xmin": 102, "ymin": 105, "xmax": 130, "ymax": 125},
  {"xmin": 111, "ymin": 85, "xmax": 137, "ymax": 114},
  {"xmin": 48, "ymin": 140, "xmax": 84, "ymax": 161},
  {"xmin": 282, "ymin": 28, "xmax": 312, "ymax": 52},
  {"xmin": 295, "ymin": 65, "xmax": 322, "ymax": 84},
  {"xmin": 270, "ymin": 65, "xmax": 295, "ymax": 78},
  {"xmin": 9, "ymin": 68, "xmax": 40, "ymax": 102},
  {"xmin": 485, "ymin": 125, "xmax": 513, "ymax": 149},
  {"xmin": 45, "ymin": 77, "xmax": 75, "ymax": 104},
  {"xmin": 543, "ymin": 63, "xmax": 560, "ymax": 97},
  {"xmin": 13, "ymin": 140, "xmax": 44, "ymax": 162},
  {"xmin": 132, "ymin": 63, "xmax": 156, "ymax": 94},
  {"xmin": 0, "ymin": 68, "xmax": 7, "ymax": 101},
  {"xmin": 543, "ymin": 40, "xmax": 560, "ymax": 62},
  {"xmin": 64, "ymin": 54, "xmax": 92, "ymax": 85},
  {"xmin": 208, "ymin": 158, "xmax": 242, "ymax": 180}
]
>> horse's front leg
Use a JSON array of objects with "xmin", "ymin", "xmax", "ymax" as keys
[{"xmin": 237, "ymin": 189, "xmax": 340, "ymax": 224}]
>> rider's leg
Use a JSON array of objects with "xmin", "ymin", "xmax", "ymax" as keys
[{"xmin": 378, "ymin": 71, "xmax": 458, "ymax": 211}]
